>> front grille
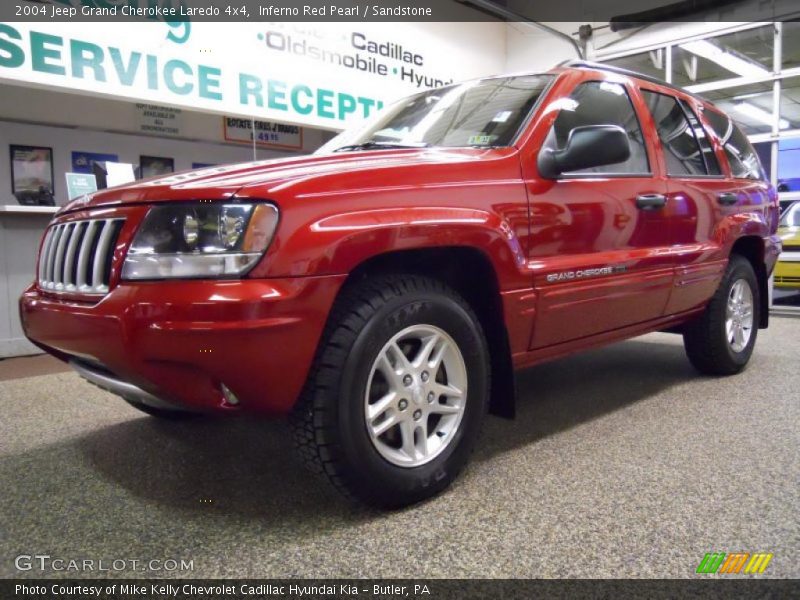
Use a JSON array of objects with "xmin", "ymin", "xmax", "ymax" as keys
[
  {"xmin": 775, "ymin": 276, "xmax": 800, "ymax": 283},
  {"xmin": 37, "ymin": 218, "xmax": 125, "ymax": 295}
]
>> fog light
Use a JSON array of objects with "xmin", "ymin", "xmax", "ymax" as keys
[{"xmin": 221, "ymin": 383, "xmax": 239, "ymax": 406}]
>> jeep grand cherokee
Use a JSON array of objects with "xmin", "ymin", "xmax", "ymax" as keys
[{"xmin": 20, "ymin": 62, "xmax": 781, "ymax": 507}]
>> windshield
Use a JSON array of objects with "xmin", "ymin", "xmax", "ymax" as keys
[
  {"xmin": 780, "ymin": 202, "xmax": 800, "ymax": 227},
  {"xmin": 316, "ymin": 74, "xmax": 553, "ymax": 154}
]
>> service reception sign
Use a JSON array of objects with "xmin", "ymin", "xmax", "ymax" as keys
[{"xmin": 0, "ymin": 20, "xmax": 502, "ymax": 130}]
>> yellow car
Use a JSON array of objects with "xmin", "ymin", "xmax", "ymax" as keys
[{"xmin": 775, "ymin": 201, "xmax": 800, "ymax": 289}]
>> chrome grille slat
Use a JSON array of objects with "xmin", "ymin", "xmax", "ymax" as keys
[
  {"xmin": 38, "ymin": 218, "xmax": 125, "ymax": 296},
  {"xmin": 37, "ymin": 228, "xmax": 55, "ymax": 286},
  {"xmin": 52, "ymin": 223, "xmax": 74, "ymax": 290},
  {"xmin": 77, "ymin": 220, "xmax": 99, "ymax": 291},
  {"xmin": 45, "ymin": 225, "xmax": 63, "ymax": 287},
  {"xmin": 63, "ymin": 221, "xmax": 85, "ymax": 291},
  {"xmin": 92, "ymin": 219, "xmax": 116, "ymax": 292}
]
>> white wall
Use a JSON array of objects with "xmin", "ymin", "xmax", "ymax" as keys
[
  {"xmin": 505, "ymin": 23, "xmax": 580, "ymax": 73},
  {"xmin": 0, "ymin": 83, "xmax": 332, "ymax": 149},
  {"xmin": 0, "ymin": 83, "xmax": 336, "ymax": 206},
  {"xmin": 0, "ymin": 119, "xmax": 278, "ymax": 206}
]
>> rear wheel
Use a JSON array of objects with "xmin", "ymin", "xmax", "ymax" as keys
[
  {"xmin": 683, "ymin": 255, "xmax": 759, "ymax": 375},
  {"xmin": 291, "ymin": 274, "xmax": 489, "ymax": 508}
]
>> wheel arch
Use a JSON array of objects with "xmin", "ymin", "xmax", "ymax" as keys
[
  {"xmin": 340, "ymin": 246, "xmax": 516, "ymax": 419},
  {"xmin": 730, "ymin": 235, "xmax": 769, "ymax": 329}
]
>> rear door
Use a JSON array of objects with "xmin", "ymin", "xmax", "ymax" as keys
[
  {"xmin": 645, "ymin": 92, "xmax": 772, "ymax": 315},
  {"xmin": 518, "ymin": 70, "xmax": 674, "ymax": 349},
  {"xmin": 636, "ymin": 88, "xmax": 731, "ymax": 315}
]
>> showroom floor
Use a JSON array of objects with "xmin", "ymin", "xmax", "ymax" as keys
[{"xmin": 1, "ymin": 320, "xmax": 798, "ymax": 579}]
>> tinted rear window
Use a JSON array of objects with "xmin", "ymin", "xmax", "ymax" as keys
[{"xmin": 704, "ymin": 109, "xmax": 766, "ymax": 180}]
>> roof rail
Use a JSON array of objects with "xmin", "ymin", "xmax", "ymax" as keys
[{"xmin": 558, "ymin": 59, "xmax": 710, "ymax": 104}]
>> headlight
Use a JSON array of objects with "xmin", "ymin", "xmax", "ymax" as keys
[{"xmin": 121, "ymin": 202, "xmax": 279, "ymax": 280}]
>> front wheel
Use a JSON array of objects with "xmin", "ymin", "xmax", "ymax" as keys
[
  {"xmin": 683, "ymin": 255, "xmax": 759, "ymax": 375},
  {"xmin": 291, "ymin": 274, "xmax": 490, "ymax": 508}
]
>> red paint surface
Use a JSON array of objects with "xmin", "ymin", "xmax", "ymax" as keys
[{"xmin": 20, "ymin": 66, "xmax": 780, "ymax": 414}]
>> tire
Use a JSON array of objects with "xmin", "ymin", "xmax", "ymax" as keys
[
  {"xmin": 290, "ymin": 274, "xmax": 490, "ymax": 508},
  {"xmin": 683, "ymin": 255, "xmax": 759, "ymax": 375},
  {"xmin": 123, "ymin": 398, "xmax": 197, "ymax": 420}
]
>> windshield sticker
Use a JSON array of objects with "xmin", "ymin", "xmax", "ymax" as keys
[{"xmin": 468, "ymin": 135, "xmax": 493, "ymax": 145}]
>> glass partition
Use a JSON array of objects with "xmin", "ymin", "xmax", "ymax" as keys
[
  {"xmin": 671, "ymin": 26, "xmax": 774, "ymax": 87},
  {"xmin": 781, "ymin": 21, "xmax": 800, "ymax": 70},
  {"xmin": 605, "ymin": 50, "xmax": 667, "ymax": 80},
  {"xmin": 702, "ymin": 81, "xmax": 776, "ymax": 135},
  {"xmin": 779, "ymin": 76, "xmax": 800, "ymax": 134}
]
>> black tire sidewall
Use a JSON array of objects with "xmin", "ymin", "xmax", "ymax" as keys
[
  {"xmin": 336, "ymin": 288, "xmax": 488, "ymax": 506},
  {"xmin": 718, "ymin": 259, "xmax": 759, "ymax": 367}
]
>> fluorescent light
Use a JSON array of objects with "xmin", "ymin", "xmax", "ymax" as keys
[
  {"xmin": 734, "ymin": 102, "xmax": 789, "ymax": 129},
  {"xmin": 680, "ymin": 40, "xmax": 770, "ymax": 78}
]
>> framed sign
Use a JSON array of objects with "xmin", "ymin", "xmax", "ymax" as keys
[
  {"xmin": 65, "ymin": 172, "xmax": 98, "ymax": 200},
  {"xmin": 135, "ymin": 104, "xmax": 183, "ymax": 137},
  {"xmin": 71, "ymin": 151, "xmax": 119, "ymax": 174},
  {"xmin": 223, "ymin": 117, "xmax": 303, "ymax": 150},
  {"xmin": 10, "ymin": 145, "xmax": 54, "ymax": 194},
  {"xmin": 140, "ymin": 155, "xmax": 174, "ymax": 179}
]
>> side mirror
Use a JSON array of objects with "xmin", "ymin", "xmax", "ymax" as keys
[{"xmin": 538, "ymin": 124, "xmax": 631, "ymax": 179}]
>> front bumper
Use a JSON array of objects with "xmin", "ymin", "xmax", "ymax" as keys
[{"xmin": 19, "ymin": 276, "xmax": 345, "ymax": 415}]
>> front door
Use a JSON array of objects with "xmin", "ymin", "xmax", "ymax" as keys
[{"xmin": 519, "ymin": 72, "xmax": 674, "ymax": 349}]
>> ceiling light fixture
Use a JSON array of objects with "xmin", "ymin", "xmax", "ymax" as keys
[
  {"xmin": 734, "ymin": 102, "xmax": 789, "ymax": 129},
  {"xmin": 680, "ymin": 40, "xmax": 770, "ymax": 78}
]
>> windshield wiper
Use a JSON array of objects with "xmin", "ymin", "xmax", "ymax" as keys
[{"xmin": 333, "ymin": 141, "xmax": 429, "ymax": 152}]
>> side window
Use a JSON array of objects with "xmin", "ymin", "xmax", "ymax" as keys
[
  {"xmin": 680, "ymin": 100, "xmax": 722, "ymax": 175},
  {"xmin": 544, "ymin": 81, "xmax": 649, "ymax": 175},
  {"xmin": 641, "ymin": 90, "xmax": 713, "ymax": 176},
  {"xmin": 704, "ymin": 109, "xmax": 766, "ymax": 180}
]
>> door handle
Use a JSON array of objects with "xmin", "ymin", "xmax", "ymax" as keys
[
  {"xmin": 718, "ymin": 192, "xmax": 739, "ymax": 206},
  {"xmin": 636, "ymin": 194, "xmax": 667, "ymax": 210}
]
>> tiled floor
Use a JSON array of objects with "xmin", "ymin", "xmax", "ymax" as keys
[
  {"xmin": 1, "ymin": 322, "xmax": 798, "ymax": 578},
  {"xmin": 0, "ymin": 353, "xmax": 70, "ymax": 381}
]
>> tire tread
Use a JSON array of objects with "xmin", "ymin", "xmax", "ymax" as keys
[
  {"xmin": 289, "ymin": 273, "xmax": 486, "ymax": 505},
  {"xmin": 683, "ymin": 255, "xmax": 759, "ymax": 376}
]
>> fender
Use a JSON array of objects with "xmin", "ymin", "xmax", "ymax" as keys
[
  {"xmin": 715, "ymin": 209, "xmax": 773, "ymax": 253},
  {"xmin": 251, "ymin": 205, "xmax": 531, "ymax": 290}
]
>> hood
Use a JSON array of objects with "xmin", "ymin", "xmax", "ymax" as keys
[{"xmin": 61, "ymin": 147, "xmax": 512, "ymax": 213}]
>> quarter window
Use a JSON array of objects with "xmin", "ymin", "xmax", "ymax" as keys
[
  {"xmin": 680, "ymin": 101, "xmax": 722, "ymax": 175},
  {"xmin": 543, "ymin": 81, "xmax": 649, "ymax": 175},
  {"xmin": 704, "ymin": 109, "xmax": 767, "ymax": 180},
  {"xmin": 641, "ymin": 90, "xmax": 717, "ymax": 176}
]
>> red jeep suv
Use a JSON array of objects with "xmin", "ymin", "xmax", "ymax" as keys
[{"xmin": 20, "ymin": 62, "xmax": 781, "ymax": 507}]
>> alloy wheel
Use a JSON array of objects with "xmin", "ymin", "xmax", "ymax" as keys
[
  {"xmin": 726, "ymin": 278, "xmax": 754, "ymax": 353},
  {"xmin": 364, "ymin": 324, "xmax": 468, "ymax": 467}
]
